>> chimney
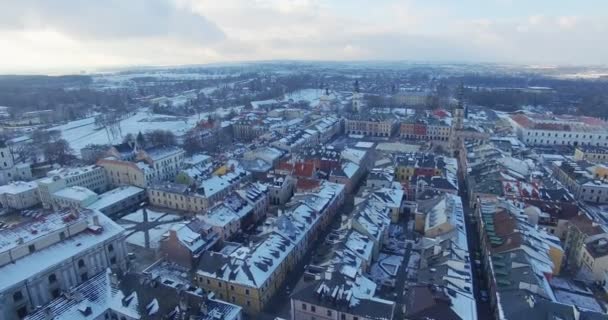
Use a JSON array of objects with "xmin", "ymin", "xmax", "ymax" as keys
[
  {"xmin": 92, "ymin": 215, "xmax": 100, "ymax": 227},
  {"xmin": 108, "ymin": 269, "xmax": 120, "ymax": 287}
]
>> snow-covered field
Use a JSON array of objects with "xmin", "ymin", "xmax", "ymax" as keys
[
  {"xmin": 46, "ymin": 109, "xmax": 204, "ymax": 153},
  {"xmin": 251, "ymin": 88, "xmax": 324, "ymax": 109}
]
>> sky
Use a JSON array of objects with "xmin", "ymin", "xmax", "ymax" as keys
[{"xmin": 0, "ymin": 0, "xmax": 606, "ymax": 73}]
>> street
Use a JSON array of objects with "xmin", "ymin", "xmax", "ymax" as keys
[{"xmin": 458, "ymin": 175, "xmax": 493, "ymax": 320}]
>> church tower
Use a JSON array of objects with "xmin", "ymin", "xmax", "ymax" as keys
[{"xmin": 352, "ymin": 80, "xmax": 363, "ymax": 112}]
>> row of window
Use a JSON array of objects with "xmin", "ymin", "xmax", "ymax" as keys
[
  {"xmin": 301, "ymin": 303, "xmax": 359, "ymax": 320},
  {"xmin": 527, "ymin": 131, "xmax": 608, "ymax": 140}
]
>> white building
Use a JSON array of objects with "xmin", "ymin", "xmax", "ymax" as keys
[
  {"xmin": 512, "ymin": 113, "xmax": 608, "ymax": 147},
  {"xmin": 36, "ymin": 165, "xmax": 108, "ymax": 209},
  {"xmin": 0, "ymin": 181, "xmax": 40, "ymax": 210},
  {"xmin": 0, "ymin": 142, "xmax": 32, "ymax": 185},
  {"xmin": 0, "ymin": 209, "xmax": 127, "ymax": 319},
  {"xmin": 52, "ymin": 186, "xmax": 99, "ymax": 209}
]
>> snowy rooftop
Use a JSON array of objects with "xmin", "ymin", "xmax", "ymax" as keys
[
  {"xmin": 0, "ymin": 181, "xmax": 38, "ymax": 195},
  {"xmin": 0, "ymin": 209, "xmax": 90, "ymax": 254},
  {"xmin": 86, "ymin": 186, "xmax": 144, "ymax": 211},
  {"xmin": 0, "ymin": 210, "xmax": 124, "ymax": 292},
  {"xmin": 25, "ymin": 270, "xmax": 140, "ymax": 320},
  {"xmin": 53, "ymin": 186, "xmax": 98, "ymax": 202},
  {"xmin": 342, "ymin": 147, "xmax": 367, "ymax": 165},
  {"xmin": 40, "ymin": 165, "xmax": 101, "ymax": 183},
  {"xmin": 202, "ymin": 204, "xmax": 240, "ymax": 228}
]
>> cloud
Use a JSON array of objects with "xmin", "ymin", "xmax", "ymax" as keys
[
  {"xmin": 0, "ymin": 0, "xmax": 225, "ymax": 43},
  {"xmin": 0, "ymin": 0, "xmax": 607, "ymax": 72}
]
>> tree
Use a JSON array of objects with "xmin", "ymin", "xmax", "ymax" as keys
[
  {"xmin": 136, "ymin": 131, "xmax": 146, "ymax": 148},
  {"xmin": 44, "ymin": 139, "xmax": 74, "ymax": 165}
]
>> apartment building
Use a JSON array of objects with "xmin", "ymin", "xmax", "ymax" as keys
[
  {"xmin": 148, "ymin": 166, "xmax": 250, "ymax": 213},
  {"xmin": 0, "ymin": 209, "xmax": 127, "ymax": 320},
  {"xmin": 552, "ymin": 160, "xmax": 608, "ymax": 204},
  {"xmin": 98, "ymin": 146, "xmax": 185, "ymax": 188},
  {"xmin": 345, "ymin": 114, "xmax": 398, "ymax": 137},
  {"xmin": 512, "ymin": 113, "xmax": 608, "ymax": 147},
  {"xmin": 574, "ymin": 146, "xmax": 608, "ymax": 162},
  {"xmin": 196, "ymin": 182, "xmax": 345, "ymax": 315},
  {"xmin": 0, "ymin": 181, "xmax": 40, "ymax": 210},
  {"xmin": 36, "ymin": 165, "xmax": 108, "ymax": 209}
]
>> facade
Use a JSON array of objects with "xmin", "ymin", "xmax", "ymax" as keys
[
  {"xmin": 512, "ymin": 113, "xmax": 608, "ymax": 147},
  {"xmin": 159, "ymin": 219, "xmax": 219, "ymax": 269},
  {"xmin": 85, "ymin": 186, "xmax": 146, "ymax": 217},
  {"xmin": 265, "ymin": 174, "xmax": 296, "ymax": 205},
  {"xmin": 148, "ymin": 182, "xmax": 208, "ymax": 213},
  {"xmin": 345, "ymin": 114, "xmax": 398, "ymax": 137},
  {"xmin": 51, "ymin": 186, "xmax": 99, "ymax": 209},
  {"xmin": 0, "ymin": 209, "xmax": 127, "ymax": 320},
  {"xmin": 0, "ymin": 143, "xmax": 32, "ymax": 186},
  {"xmin": 36, "ymin": 165, "xmax": 108, "ymax": 209},
  {"xmin": 552, "ymin": 160, "xmax": 608, "ymax": 204},
  {"xmin": 98, "ymin": 146, "xmax": 185, "ymax": 188},
  {"xmin": 574, "ymin": 146, "xmax": 608, "ymax": 162},
  {"xmin": 400, "ymin": 118, "xmax": 451, "ymax": 142},
  {"xmin": 196, "ymin": 182, "xmax": 345, "ymax": 315},
  {"xmin": 0, "ymin": 181, "xmax": 40, "ymax": 210}
]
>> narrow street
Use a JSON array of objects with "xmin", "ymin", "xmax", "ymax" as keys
[
  {"xmin": 259, "ymin": 195, "xmax": 355, "ymax": 320},
  {"xmin": 458, "ymin": 174, "xmax": 493, "ymax": 320}
]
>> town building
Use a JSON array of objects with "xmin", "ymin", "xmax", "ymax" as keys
[
  {"xmin": 574, "ymin": 146, "xmax": 608, "ymax": 162},
  {"xmin": 85, "ymin": 186, "xmax": 146, "ymax": 218},
  {"xmin": 0, "ymin": 209, "xmax": 127, "ymax": 319},
  {"xmin": 98, "ymin": 146, "xmax": 185, "ymax": 188},
  {"xmin": 345, "ymin": 114, "xmax": 398, "ymax": 137},
  {"xmin": 511, "ymin": 113, "xmax": 608, "ymax": 147},
  {"xmin": 196, "ymin": 182, "xmax": 345, "ymax": 315},
  {"xmin": 0, "ymin": 141, "xmax": 32, "ymax": 185},
  {"xmin": 0, "ymin": 181, "xmax": 40, "ymax": 210},
  {"xmin": 36, "ymin": 165, "xmax": 108, "ymax": 209}
]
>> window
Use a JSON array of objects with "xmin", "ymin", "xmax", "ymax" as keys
[
  {"xmin": 81, "ymin": 273, "xmax": 88, "ymax": 281},
  {"xmin": 60, "ymin": 232, "xmax": 66, "ymax": 241},
  {"xmin": 48, "ymin": 274, "xmax": 57, "ymax": 284},
  {"xmin": 302, "ymin": 303, "xmax": 307, "ymax": 311},
  {"xmin": 246, "ymin": 300, "xmax": 251, "ymax": 306},
  {"xmin": 341, "ymin": 315, "xmax": 346, "ymax": 320},
  {"xmin": 206, "ymin": 279, "xmax": 210, "ymax": 285},
  {"xmin": 17, "ymin": 306, "xmax": 27, "ymax": 318},
  {"xmin": 311, "ymin": 306, "xmax": 316, "ymax": 313},
  {"xmin": 110, "ymin": 257, "xmax": 117, "ymax": 264},
  {"xmin": 78, "ymin": 259, "xmax": 86, "ymax": 268},
  {"xmin": 13, "ymin": 291, "xmax": 23, "ymax": 302},
  {"xmin": 230, "ymin": 285, "xmax": 234, "ymax": 291},
  {"xmin": 218, "ymin": 282, "xmax": 222, "ymax": 288},
  {"xmin": 108, "ymin": 244, "xmax": 114, "ymax": 252},
  {"xmin": 327, "ymin": 310, "xmax": 332, "ymax": 316},
  {"xmin": 51, "ymin": 288, "xmax": 61, "ymax": 298},
  {"xmin": 245, "ymin": 289, "xmax": 250, "ymax": 295},
  {"xmin": 28, "ymin": 244, "xmax": 36, "ymax": 253},
  {"xmin": 231, "ymin": 296, "xmax": 236, "ymax": 302}
]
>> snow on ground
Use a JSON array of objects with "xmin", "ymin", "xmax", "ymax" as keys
[
  {"xmin": 119, "ymin": 223, "xmax": 137, "ymax": 230},
  {"xmin": 46, "ymin": 109, "xmax": 204, "ymax": 153},
  {"xmin": 251, "ymin": 88, "xmax": 324, "ymax": 109},
  {"xmin": 125, "ymin": 222, "xmax": 186, "ymax": 249},
  {"xmin": 285, "ymin": 89, "xmax": 324, "ymax": 104},
  {"xmin": 122, "ymin": 208, "xmax": 167, "ymax": 223},
  {"xmin": 157, "ymin": 214, "xmax": 182, "ymax": 222},
  {"xmin": 126, "ymin": 231, "xmax": 146, "ymax": 248}
]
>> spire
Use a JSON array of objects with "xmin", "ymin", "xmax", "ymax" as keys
[{"xmin": 354, "ymin": 79, "xmax": 360, "ymax": 93}]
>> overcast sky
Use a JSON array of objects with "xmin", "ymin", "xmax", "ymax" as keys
[{"xmin": 0, "ymin": 0, "xmax": 606, "ymax": 73}]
